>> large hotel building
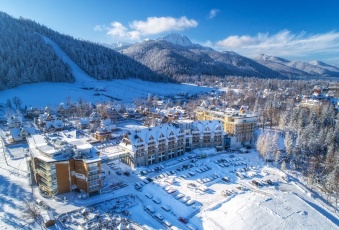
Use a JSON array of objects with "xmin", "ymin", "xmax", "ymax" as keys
[
  {"xmin": 195, "ymin": 106, "xmax": 257, "ymax": 147},
  {"xmin": 27, "ymin": 130, "xmax": 101, "ymax": 196},
  {"xmin": 119, "ymin": 120, "xmax": 230, "ymax": 168}
]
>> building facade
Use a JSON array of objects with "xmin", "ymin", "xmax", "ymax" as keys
[
  {"xmin": 195, "ymin": 106, "xmax": 257, "ymax": 147},
  {"xmin": 119, "ymin": 120, "xmax": 228, "ymax": 168},
  {"xmin": 27, "ymin": 131, "xmax": 101, "ymax": 196}
]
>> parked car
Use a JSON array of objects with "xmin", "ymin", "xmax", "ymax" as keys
[
  {"xmin": 146, "ymin": 205, "xmax": 155, "ymax": 213},
  {"xmin": 252, "ymin": 180, "xmax": 261, "ymax": 187},
  {"xmin": 154, "ymin": 213, "xmax": 164, "ymax": 220},
  {"xmin": 178, "ymin": 217, "xmax": 187, "ymax": 224},
  {"xmin": 163, "ymin": 219, "xmax": 172, "ymax": 227},
  {"xmin": 145, "ymin": 193, "xmax": 153, "ymax": 199},
  {"xmin": 221, "ymin": 176, "xmax": 230, "ymax": 182},
  {"xmin": 186, "ymin": 199, "xmax": 195, "ymax": 206},
  {"xmin": 175, "ymin": 193, "xmax": 184, "ymax": 199},
  {"xmin": 152, "ymin": 197, "xmax": 161, "ymax": 204},
  {"xmin": 161, "ymin": 205, "xmax": 171, "ymax": 212}
]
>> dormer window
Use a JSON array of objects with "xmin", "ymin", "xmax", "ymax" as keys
[{"xmin": 137, "ymin": 138, "xmax": 143, "ymax": 143}]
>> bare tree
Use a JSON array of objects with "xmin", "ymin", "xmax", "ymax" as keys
[
  {"xmin": 22, "ymin": 199, "xmax": 43, "ymax": 229},
  {"xmin": 12, "ymin": 96, "xmax": 22, "ymax": 109}
]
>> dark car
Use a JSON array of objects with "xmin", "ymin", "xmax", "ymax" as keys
[
  {"xmin": 266, "ymin": 179, "xmax": 273, "ymax": 185},
  {"xmin": 178, "ymin": 217, "xmax": 187, "ymax": 224}
]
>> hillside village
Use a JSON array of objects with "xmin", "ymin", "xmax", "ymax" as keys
[{"xmin": 0, "ymin": 80, "xmax": 338, "ymax": 229}]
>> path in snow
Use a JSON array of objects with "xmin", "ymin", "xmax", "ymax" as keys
[{"xmin": 41, "ymin": 36, "xmax": 95, "ymax": 84}]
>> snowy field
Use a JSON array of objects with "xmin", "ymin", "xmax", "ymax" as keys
[
  {"xmin": 1, "ymin": 138, "xmax": 338, "ymax": 229},
  {"xmin": 0, "ymin": 36, "xmax": 212, "ymax": 108}
]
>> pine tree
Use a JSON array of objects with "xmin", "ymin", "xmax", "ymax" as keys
[
  {"xmin": 284, "ymin": 132, "xmax": 294, "ymax": 159},
  {"xmin": 281, "ymin": 160, "xmax": 287, "ymax": 171}
]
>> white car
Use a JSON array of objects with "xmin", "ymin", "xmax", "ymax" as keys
[
  {"xmin": 163, "ymin": 219, "xmax": 172, "ymax": 227},
  {"xmin": 154, "ymin": 213, "xmax": 164, "ymax": 220},
  {"xmin": 161, "ymin": 205, "xmax": 171, "ymax": 212},
  {"xmin": 145, "ymin": 193, "xmax": 153, "ymax": 199},
  {"xmin": 181, "ymin": 196, "xmax": 190, "ymax": 203},
  {"xmin": 146, "ymin": 205, "xmax": 154, "ymax": 213},
  {"xmin": 186, "ymin": 199, "xmax": 195, "ymax": 206},
  {"xmin": 152, "ymin": 197, "xmax": 161, "ymax": 204},
  {"xmin": 175, "ymin": 193, "xmax": 184, "ymax": 199}
]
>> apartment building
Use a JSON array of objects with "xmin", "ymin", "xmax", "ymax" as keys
[
  {"xmin": 195, "ymin": 106, "xmax": 257, "ymax": 147},
  {"xmin": 27, "ymin": 130, "xmax": 101, "ymax": 196},
  {"xmin": 119, "ymin": 120, "xmax": 228, "ymax": 168}
]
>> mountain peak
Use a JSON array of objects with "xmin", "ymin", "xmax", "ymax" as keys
[
  {"xmin": 309, "ymin": 60, "xmax": 326, "ymax": 66},
  {"xmin": 255, "ymin": 54, "xmax": 289, "ymax": 63},
  {"xmin": 160, "ymin": 33, "xmax": 193, "ymax": 47}
]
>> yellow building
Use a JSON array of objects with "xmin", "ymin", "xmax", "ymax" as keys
[
  {"xmin": 195, "ymin": 106, "xmax": 257, "ymax": 147},
  {"xmin": 27, "ymin": 131, "xmax": 101, "ymax": 196}
]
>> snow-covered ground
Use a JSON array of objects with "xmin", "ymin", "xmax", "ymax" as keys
[
  {"xmin": 0, "ymin": 36, "xmax": 212, "ymax": 108},
  {"xmin": 1, "ymin": 137, "xmax": 338, "ymax": 229},
  {"xmin": 0, "ymin": 35, "xmax": 338, "ymax": 230}
]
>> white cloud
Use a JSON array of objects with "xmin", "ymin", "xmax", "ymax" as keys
[
  {"xmin": 130, "ymin": 16, "xmax": 198, "ymax": 35},
  {"xmin": 208, "ymin": 9, "xmax": 220, "ymax": 19},
  {"xmin": 97, "ymin": 16, "xmax": 198, "ymax": 41},
  {"xmin": 106, "ymin": 22, "xmax": 131, "ymax": 39},
  {"xmin": 93, "ymin": 25, "xmax": 107, "ymax": 32},
  {"xmin": 214, "ymin": 30, "xmax": 339, "ymax": 58}
]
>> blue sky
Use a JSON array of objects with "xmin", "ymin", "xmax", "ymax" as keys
[{"xmin": 1, "ymin": 0, "xmax": 339, "ymax": 64}]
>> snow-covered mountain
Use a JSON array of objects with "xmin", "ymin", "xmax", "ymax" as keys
[
  {"xmin": 103, "ymin": 41, "xmax": 133, "ymax": 51},
  {"xmin": 255, "ymin": 54, "xmax": 308, "ymax": 77},
  {"xmin": 158, "ymin": 33, "xmax": 213, "ymax": 51},
  {"xmin": 255, "ymin": 54, "xmax": 339, "ymax": 77},
  {"xmin": 160, "ymin": 33, "xmax": 193, "ymax": 47},
  {"xmin": 121, "ymin": 37, "xmax": 283, "ymax": 80}
]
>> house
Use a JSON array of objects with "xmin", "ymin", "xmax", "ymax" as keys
[
  {"xmin": 57, "ymin": 102, "xmax": 76, "ymax": 116},
  {"xmin": 7, "ymin": 115, "xmax": 22, "ymax": 128},
  {"xmin": 26, "ymin": 107, "xmax": 41, "ymax": 117},
  {"xmin": 38, "ymin": 113, "xmax": 64, "ymax": 132},
  {"xmin": 93, "ymin": 119, "xmax": 118, "ymax": 141},
  {"xmin": 78, "ymin": 118, "xmax": 90, "ymax": 129},
  {"xmin": 93, "ymin": 127, "xmax": 112, "ymax": 141},
  {"xmin": 9, "ymin": 127, "xmax": 35, "ymax": 142},
  {"xmin": 45, "ymin": 119, "xmax": 64, "ymax": 132},
  {"xmin": 89, "ymin": 110, "xmax": 100, "ymax": 123},
  {"xmin": 107, "ymin": 105, "xmax": 121, "ymax": 122}
]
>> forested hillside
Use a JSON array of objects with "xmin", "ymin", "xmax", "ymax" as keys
[
  {"xmin": 121, "ymin": 38, "xmax": 284, "ymax": 81},
  {"xmin": 0, "ymin": 12, "xmax": 171, "ymax": 90},
  {"xmin": 0, "ymin": 12, "xmax": 74, "ymax": 90},
  {"xmin": 17, "ymin": 16, "xmax": 170, "ymax": 83}
]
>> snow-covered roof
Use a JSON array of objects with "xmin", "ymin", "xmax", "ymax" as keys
[
  {"xmin": 28, "ymin": 132, "xmax": 99, "ymax": 163},
  {"xmin": 122, "ymin": 120, "xmax": 224, "ymax": 152}
]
